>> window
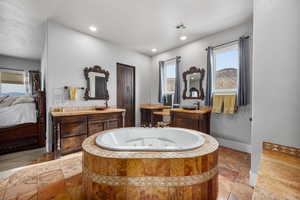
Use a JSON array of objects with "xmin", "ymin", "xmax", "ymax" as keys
[
  {"xmin": 0, "ymin": 69, "xmax": 26, "ymax": 96},
  {"xmin": 212, "ymin": 43, "xmax": 239, "ymax": 93},
  {"xmin": 163, "ymin": 60, "xmax": 176, "ymax": 94}
]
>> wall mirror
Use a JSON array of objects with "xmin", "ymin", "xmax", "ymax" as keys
[
  {"xmin": 183, "ymin": 66, "xmax": 205, "ymax": 100},
  {"xmin": 84, "ymin": 65, "xmax": 109, "ymax": 100}
]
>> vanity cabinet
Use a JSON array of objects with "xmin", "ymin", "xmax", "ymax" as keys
[
  {"xmin": 52, "ymin": 110, "xmax": 125, "ymax": 156},
  {"xmin": 140, "ymin": 104, "xmax": 170, "ymax": 127},
  {"xmin": 170, "ymin": 108, "xmax": 211, "ymax": 134}
]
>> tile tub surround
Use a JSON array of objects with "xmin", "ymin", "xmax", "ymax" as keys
[
  {"xmin": 253, "ymin": 143, "xmax": 300, "ymax": 200},
  {"xmin": 82, "ymin": 132, "xmax": 219, "ymax": 200},
  {"xmin": 0, "ymin": 147, "xmax": 252, "ymax": 200}
]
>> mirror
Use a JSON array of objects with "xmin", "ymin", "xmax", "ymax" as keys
[
  {"xmin": 183, "ymin": 66, "xmax": 205, "ymax": 100},
  {"xmin": 84, "ymin": 66, "xmax": 109, "ymax": 100}
]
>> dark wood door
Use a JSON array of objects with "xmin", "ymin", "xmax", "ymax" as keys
[{"xmin": 117, "ymin": 63, "xmax": 135, "ymax": 127}]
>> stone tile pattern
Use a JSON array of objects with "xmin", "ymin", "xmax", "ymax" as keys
[
  {"xmin": 263, "ymin": 142, "xmax": 300, "ymax": 158},
  {"xmin": 83, "ymin": 166, "xmax": 218, "ymax": 187},
  {"xmin": 253, "ymin": 142, "xmax": 300, "ymax": 200},
  {"xmin": 0, "ymin": 147, "xmax": 252, "ymax": 200}
]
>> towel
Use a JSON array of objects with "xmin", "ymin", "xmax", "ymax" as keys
[
  {"xmin": 212, "ymin": 94, "xmax": 223, "ymax": 113},
  {"xmin": 69, "ymin": 87, "xmax": 77, "ymax": 100},
  {"xmin": 223, "ymin": 94, "xmax": 236, "ymax": 114}
]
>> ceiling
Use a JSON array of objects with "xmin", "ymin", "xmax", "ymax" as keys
[{"xmin": 0, "ymin": 0, "xmax": 253, "ymax": 59}]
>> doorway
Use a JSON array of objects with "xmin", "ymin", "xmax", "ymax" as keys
[{"xmin": 117, "ymin": 63, "xmax": 135, "ymax": 127}]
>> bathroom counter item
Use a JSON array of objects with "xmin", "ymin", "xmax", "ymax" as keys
[
  {"xmin": 51, "ymin": 108, "xmax": 125, "ymax": 157},
  {"xmin": 170, "ymin": 107, "xmax": 211, "ymax": 134},
  {"xmin": 82, "ymin": 127, "xmax": 219, "ymax": 200},
  {"xmin": 253, "ymin": 142, "xmax": 300, "ymax": 200}
]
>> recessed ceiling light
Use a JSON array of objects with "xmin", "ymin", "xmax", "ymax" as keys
[
  {"xmin": 151, "ymin": 48, "xmax": 157, "ymax": 52},
  {"xmin": 89, "ymin": 26, "xmax": 97, "ymax": 32},
  {"xmin": 180, "ymin": 35, "xmax": 187, "ymax": 41}
]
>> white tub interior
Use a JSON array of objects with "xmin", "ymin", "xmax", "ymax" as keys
[{"xmin": 95, "ymin": 127, "xmax": 205, "ymax": 151}]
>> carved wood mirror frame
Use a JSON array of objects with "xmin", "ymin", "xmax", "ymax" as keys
[
  {"xmin": 182, "ymin": 66, "xmax": 205, "ymax": 100},
  {"xmin": 84, "ymin": 65, "xmax": 110, "ymax": 100}
]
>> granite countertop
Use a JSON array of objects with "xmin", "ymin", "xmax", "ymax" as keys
[
  {"xmin": 170, "ymin": 107, "xmax": 211, "ymax": 114},
  {"xmin": 253, "ymin": 142, "xmax": 300, "ymax": 200},
  {"xmin": 140, "ymin": 104, "xmax": 171, "ymax": 110},
  {"xmin": 51, "ymin": 108, "xmax": 126, "ymax": 117}
]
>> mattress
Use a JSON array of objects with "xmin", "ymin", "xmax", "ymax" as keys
[{"xmin": 0, "ymin": 103, "xmax": 37, "ymax": 128}]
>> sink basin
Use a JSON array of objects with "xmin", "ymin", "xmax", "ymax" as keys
[
  {"xmin": 181, "ymin": 105, "xmax": 197, "ymax": 110},
  {"xmin": 95, "ymin": 106, "xmax": 108, "ymax": 110}
]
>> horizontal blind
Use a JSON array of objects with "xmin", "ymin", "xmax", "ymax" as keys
[{"xmin": 0, "ymin": 71, "xmax": 24, "ymax": 84}]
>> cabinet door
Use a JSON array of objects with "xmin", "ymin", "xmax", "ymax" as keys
[
  {"xmin": 173, "ymin": 117, "xmax": 199, "ymax": 130},
  {"xmin": 59, "ymin": 116, "xmax": 87, "ymax": 138},
  {"xmin": 60, "ymin": 135, "xmax": 86, "ymax": 155},
  {"xmin": 88, "ymin": 120, "xmax": 105, "ymax": 136},
  {"xmin": 105, "ymin": 119, "xmax": 120, "ymax": 130}
]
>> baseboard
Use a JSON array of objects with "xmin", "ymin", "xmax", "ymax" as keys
[
  {"xmin": 215, "ymin": 137, "xmax": 252, "ymax": 153},
  {"xmin": 249, "ymin": 170, "xmax": 257, "ymax": 187}
]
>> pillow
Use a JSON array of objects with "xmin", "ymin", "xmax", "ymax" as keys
[
  {"xmin": 0, "ymin": 96, "xmax": 8, "ymax": 103},
  {"xmin": 11, "ymin": 96, "xmax": 35, "ymax": 105},
  {"xmin": 0, "ymin": 96, "xmax": 18, "ymax": 108}
]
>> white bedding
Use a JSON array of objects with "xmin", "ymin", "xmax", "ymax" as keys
[{"xmin": 0, "ymin": 103, "xmax": 37, "ymax": 128}]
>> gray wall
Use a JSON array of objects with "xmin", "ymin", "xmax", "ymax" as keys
[
  {"xmin": 151, "ymin": 21, "xmax": 253, "ymax": 146},
  {"xmin": 0, "ymin": 55, "xmax": 40, "ymax": 71},
  {"xmin": 251, "ymin": 0, "xmax": 300, "ymax": 175},
  {"xmin": 43, "ymin": 21, "xmax": 152, "ymax": 151}
]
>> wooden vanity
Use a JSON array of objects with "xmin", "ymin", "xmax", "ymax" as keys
[
  {"xmin": 51, "ymin": 107, "xmax": 125, "ymax": 156},
  {"xmin": 140, "ymin": 104, "xmax": 171, "ymax": 127},
  {"xmin": 170, "ymin": 107, "xmax": 211, "ymax": 134}
]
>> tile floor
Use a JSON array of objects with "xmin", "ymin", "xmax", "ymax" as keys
[
  {"xmin": 0, "ymin": 148, "xmax": 47, "ymax": 172},
  {"xmin": 0, "ymin": 147, "xmax": 253, "ymax": 200}
]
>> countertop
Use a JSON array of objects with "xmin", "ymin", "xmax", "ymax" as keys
[
  {"xmin": 140, "ymin": 104, "xmax": 171, "ymax": 110},
  {"xmin": 51, "ymin": 108, "xmax": 126, "ymax": 117},
  {"xmin": 170, "ymin": 107, "xmax": 211, "ymax": 114},
  {"xmin": 253, "ymin": 142, "xmax": 300, "ymax": 200}
]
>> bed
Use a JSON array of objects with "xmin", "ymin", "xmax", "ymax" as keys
[{"xmin": 0, "ymin": 91, "xmax": 46, "ymax": 155}]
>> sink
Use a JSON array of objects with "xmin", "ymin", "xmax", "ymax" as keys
[
  {"xmin": 95, "ymin": 106, "xmax": 108, "ymax": 110},
  {"xmin": 181, "ymin": 105, "xmax": 197, "ymax": 110}
]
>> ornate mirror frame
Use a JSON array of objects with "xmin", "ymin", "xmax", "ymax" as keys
[
  {"xmin": 84, "ymin": 65, "xmax": 110, "ymax": 100},
  {"xmin": 182, "ymin": 66, "xmax": 205, "ymax": 100}
]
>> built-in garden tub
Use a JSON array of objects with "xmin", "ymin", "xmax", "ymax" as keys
[{"xmin": 82, "ymin": 127, "xmax": 219, "ymax": 200}]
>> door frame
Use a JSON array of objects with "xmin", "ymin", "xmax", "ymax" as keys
[{"xmin": 116, "ymin": 62, "xmax": 136, "ymax": 126}]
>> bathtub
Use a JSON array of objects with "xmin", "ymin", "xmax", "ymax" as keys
[
  {"xmin": 95, "ymin": 127, "xmax": 205, "ymax": 151},
  {"xmin": 82, "ymin": 127, "xmax": 219, "ymax": 199}
]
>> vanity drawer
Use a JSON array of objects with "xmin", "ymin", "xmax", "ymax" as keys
[
  {"xmin": 88, "ymin": 113, "xmax": 121, "ymax": 121},
  {"xmin": 59, "ymin": 116, "xmax": 87, "ymax": 138},
  {"xmin": 88, "ymin": 120, "xmax": 105, "ymax": 135},
  {"xmin": 60, "ymin": 135, "xmax": 86, "ymax": 155},
  {"xmin": 58, "ymin": 115, "xmax": 87, "ymax": 123}
]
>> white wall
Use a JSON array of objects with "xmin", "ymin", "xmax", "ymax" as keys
[
  {"xmin": 44, "ymin": 21, "xmax": 152, "ymax": 150},
  {"xmin": 0, "ymin": 55, "xmax": 40, "ymax": 71},
  {"xmin": 251, "ymin": 0, "xmax": 300, "ymax": 178},
  {"xmin": 151, "ymin": 22, "xmax": 253, "ymax": 146}
]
